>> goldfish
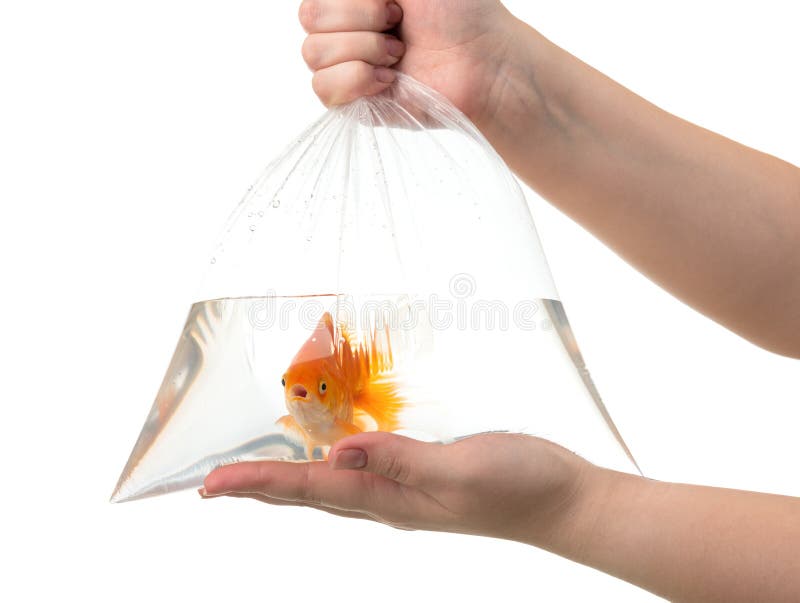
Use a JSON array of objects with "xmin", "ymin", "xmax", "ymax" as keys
[{"xmin": 277, "ymin": 312, "xmax": 404, "ymax": 460}]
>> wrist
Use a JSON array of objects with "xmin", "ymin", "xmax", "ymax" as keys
[
  {"xmin": 527, "ymin": 459, "xmax": 610, "ymax": 552},
  {"xmin": 473, "ymin": 20, "xmax": 563, "ymax": 139},
  {"xmin": 502, "ymin": 448, "xmax": 607, "ymax": 551},
  {"xmin": 543, "ymin": 466, "xmax": 657, "ymax": 566}
]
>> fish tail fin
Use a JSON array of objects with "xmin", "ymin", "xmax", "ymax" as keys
[
  {"xmin": 354, "ymin": 375, "xmax": 404, "ymax": 433},
  {"xmin": 347, "ymin": 315, "xmax": 404, "ymax": 432}
]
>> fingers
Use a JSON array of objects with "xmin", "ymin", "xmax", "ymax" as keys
[
  {"xmin": 299, "ymin": 1, "xmax": 406, "ymax": 107},
  {"xmin": 203, "ymin": 459, "xmax": 401, "ymax": 513},
  {"xmin": 312, "ymin": 61, "xmax": 396, "ymax": 107},
  {"xmin": 204, "ymin": 490, "xmax": 378, "ymax": 523},
  {"xmin": 302, "ymin": 32, "xmax": 405, "ymax": 71},
  {"xmin": 299, "ymin": 0, "xmax": 403, "ymax": 34},
  {"xmin": 202, "ymin": 435, "xmax": 453, "ymax": 531},
  {"xmin": 328, "ymin": 432, "xmax": 443, "ymax": 488}
]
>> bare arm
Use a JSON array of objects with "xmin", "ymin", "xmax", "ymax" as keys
[
  {"xmin": 213, "ymin": 3, "xmax": 800, "ymax": 599},
  {"xmin": 300, "ymin": 0, "xmax": 800, "ymax": 357},
  {"xmin": 477, "ymin": 19, "xmax": 800, "ymax": 358},
  {"xmin": 204, "ymin": 432, "xmax": 800, "ymax": 603},
  {"xmin": 542, "ymin": 464, "xmax": 800, "ymax": 603}
]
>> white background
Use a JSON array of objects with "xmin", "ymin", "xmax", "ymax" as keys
[{"xmin": 1, "ymin": 1, "xmax": 797, "ymax": 601}]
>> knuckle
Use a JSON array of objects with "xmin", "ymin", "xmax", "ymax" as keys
[
  {"xmin": 298, "ymin": 0, "xmax": 320, "ymax": 32},
  {"xmin": 359, "ymin": 473, "xmax": 382, "ymax": 511},
  {"xmin": 298, "ymin": 463, "xmax": 320, "ymax": 504},
  {"xmin": 349, "ymin": 60, "xmax": 374, "ymax": 82},
  {"xmin": 254, "ymin": 464, "xmax": 272, "ymax": 490},
  {"xmin": 301, "ymin": 36, "xmax": 320, "ymax": 69},
  {"xmin": 373, "ymin": 33, "xmax": 388, "ymax": 60},
  {"xmin": 375, "ymin": 454, "xmax": 411, "ymax": 483},
  {"xmin": 311, "ymin": 72, "xmax": 330, "ymax": 104},
  {"xmin": 363, "ymin": 0, "xmax": 386, "ymax": 30}
]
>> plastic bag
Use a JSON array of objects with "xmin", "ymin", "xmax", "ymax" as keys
[{"xmin": 111, "ymin": 74, "xmax": 639, "ymax": 503}]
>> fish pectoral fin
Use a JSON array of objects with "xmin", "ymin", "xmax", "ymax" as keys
[
  {"xmin": 334, "ymin": 418, "xmax": 363, "ymax": 437},
  {"xmin": 276, "ymin": 414, "xmax": 300, "ymax": 432},
  {"xmin": 353, "ymin": 408, "xmax": 376, "ymax": 432},
  {"xmin": 277, "ymin": 416, "xmax": 319, "ymax": 461},
  {"xmin": 277, "ymin": 415, "xmax": 309, "ymax": 448}
]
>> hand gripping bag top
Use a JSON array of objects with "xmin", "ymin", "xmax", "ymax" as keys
[{"xmin": 111, "ymin": 74, "xmax": 639, "ymax": 503}]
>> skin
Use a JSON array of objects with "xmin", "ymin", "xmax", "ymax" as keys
[
  {"xmin": 299, "ymin": 0, "xmax": 800, "ymax": 359},
  {"xmin": 204, "ymin": 2, "xmax": 800, "ymax": 602}
]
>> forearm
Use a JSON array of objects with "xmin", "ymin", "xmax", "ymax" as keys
[
  {"xmin": 528, "ymin": 467, "xmax": 800, "ymax": 603},
  {"xmin": 480, "ymin": 19, "xmax": 800, "ymax": 357}
]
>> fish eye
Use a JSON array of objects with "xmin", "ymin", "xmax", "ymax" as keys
[
  {"xmin": 319, "ymin": 381, "xmax": 327, "ymax": 394},
  {"xmin": 281, "ymin": 377, "xmax": 286, "ymax": 387}
]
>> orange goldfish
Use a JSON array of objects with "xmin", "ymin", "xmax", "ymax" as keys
[{"xmin": 277, "ymin": 312, "xmax": 404, "ymax": 460}]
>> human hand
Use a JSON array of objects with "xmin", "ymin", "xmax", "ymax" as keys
[
  {"xmin": 202, "ymin": 432, "xmax": 593, "ymax": 546},
  {"xmin": 297, "ymin": 0, "xmax": 524, "ymax": 129},
  {"xmin": 203, "ymin": 433, "xmax": 800, "ymax": 603}
]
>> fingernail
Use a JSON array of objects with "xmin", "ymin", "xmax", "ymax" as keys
[
  {"xmin": 375, "ymin": 67, "xmax": 396, "ymax": 84},
  {"xmin": 331, "ymin": 448, "xmax": 367, "ymax": 470},
  {"xmin": 199, "ymin": 486, "xmax": 225, "ymax": 498},
  {"xmin": 386, "ymin": 36, "xmax": 405, "ymax": 58},
  {"xmin": 386, "ymin": 2, "xmax": 403, "ymax": 25}
]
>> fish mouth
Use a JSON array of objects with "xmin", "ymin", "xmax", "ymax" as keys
[{"xmin": 288, "ymin": 384, "xmax": 309, "ymax": 402}]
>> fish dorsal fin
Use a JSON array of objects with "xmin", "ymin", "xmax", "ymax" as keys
[
  {"xmin": 291, "ymin": 312, "xmax": 335, "ymax": 364},
  {"xmin": 329, "ymin": 314, "xmax": 395, "ymax": 379},
  {"xmin": 367, "ymin": 321, "xmax": 393, "ymax": 374},
  {"xmin": 348, "ymin": 320, "xmax": 393, "ymax": 377}
]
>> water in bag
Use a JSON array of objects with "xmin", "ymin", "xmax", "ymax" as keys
[{"xmin": 111, "ymin": 74, "xmax": 639, "ymax": 503}]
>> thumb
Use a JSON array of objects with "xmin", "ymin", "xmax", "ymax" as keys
[{"xmin": 328, "ymin": 432, "xmax": 441, "ymax": 487}]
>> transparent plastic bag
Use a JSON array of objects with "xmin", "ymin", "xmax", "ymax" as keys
[{"xmin": 111, "ymin": 74, "xmax": 639, "ymax": 503}]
